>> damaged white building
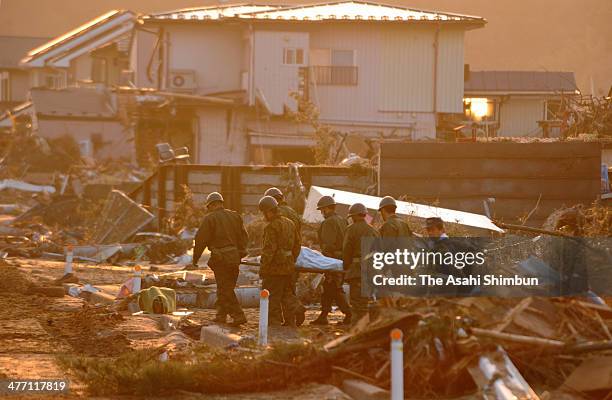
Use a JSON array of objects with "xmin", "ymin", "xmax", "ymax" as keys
[
  {"xmin": 129, "ymin": 1, "xmax": 485, "ymax": 164},
  {"xmin": 2, "ymin": 2, "xmax": 486, "ymax": 165}
]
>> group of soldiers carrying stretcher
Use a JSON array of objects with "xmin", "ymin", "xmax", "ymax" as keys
[{"xmin": 190, "ymin": 187, "xmax": 447, "ymax": 327}]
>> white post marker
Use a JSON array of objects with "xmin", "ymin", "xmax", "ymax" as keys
[
  {"xmin": 258, "ymin": 289, "xmax": 270, "ymax": 346},
  {"xmin": 390, "ymin": 328, "xmax": 404, "ymax": 400},
  {"xmin": 64, "ymin": 245, "xmax": 74, "ymax": 275},
  {"xmin": 132, "ymin": 265, "xmax": 142, "ymax": 294}
]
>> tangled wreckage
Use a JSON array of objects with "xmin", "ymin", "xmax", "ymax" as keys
[{"xmin": 0, "ymin": 141, "xmax": 610, "ymax": 399}]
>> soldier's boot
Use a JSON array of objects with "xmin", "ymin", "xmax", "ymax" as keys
[
  {"xmin": 213, "ymin": 314, "xmax": 228, "ymax": 324},
  {"xmin": 280, "ymin": 305, "xmax": 290, "ymax": 326},
  {"xmin": 229, "ymin": 314, "xmax": 247, "ymax": 326},
  {"xmin": 294, "ymin": 304, "xmax": 306, "ymax": 327},
  {"xmin": 310, "ymin": 312, "xmax": 329, "ymax": 325},
  {"xmin": 336, "ymin": 289, "xmax": 351, "ymax": 316},
  {"xmin": 284, "ymin": 312, "xmax": 297, "ymax": 328},
  {"xmin": 269, "ymin": 319, "xmax": 282, "ymax": 327},
  {"xmin": 340, "ymin": 312, "xmax": 352, "ymax": 326}
]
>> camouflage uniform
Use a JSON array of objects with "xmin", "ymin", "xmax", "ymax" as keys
[
  {"xmin": 317, "ymin": 213, "xmax": 351, "ymax": 317},
  {"xmin": 260, "ymin": 214, "xmax": 303, "ymax": 326},
  {"xmin": 342, "ymin": 220, "xmax": 379, "ymax": 323},
  {"xmin": 278, "ymin": 201, "xmax": 302, "ymax": 236},
  {"xmin": 278, "ymin": 201, "xmax": 302, "ymax": 321},
  {"xmin": 379, "ymin": 214, "xmax": 413, "ymax": 238},
  {"xmin": 193, "ymin": 208, "xmax": 248, "ymax": 321}
]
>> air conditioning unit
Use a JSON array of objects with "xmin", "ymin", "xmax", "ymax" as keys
[{"xmin": 169, "ymin": 69, "xmax": 197, "ymax": 93}]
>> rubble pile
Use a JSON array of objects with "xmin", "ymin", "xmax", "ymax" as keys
[
  {"xmin": 0, "ymin": 189, "xmax": 194, "ymax": 264},
  {"xmin": 579, "ymin": 202, "xmax": 612, "ymax": 236},
  {"xmin": 165, "ymin": 185, "xmax": 206, "ymax": 234},
  {"xmin": 1, "ymin": 134, "xmax": 82, "ymax": 175},
  {"xmin": 59, "ymin": 295, "xmax": 611, "ymax": 398},
  {"xmin": 559, "ymin": 95, "xmax": 612, "ymax": 138},
  {"xmin": 321, "ymin": 297, "xmax": 612, "ymax": 398},
  {"xmin": 0, "ymin": 148, "xmax": 608, "ymax": 399}
]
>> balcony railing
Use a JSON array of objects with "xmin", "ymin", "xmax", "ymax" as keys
[{"xmin": 307, "ymin": 66, "xmax": 358, "ymax": 86}]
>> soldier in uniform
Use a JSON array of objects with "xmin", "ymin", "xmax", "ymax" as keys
[
  {"xmin": 378, "ymin": 196, "xmax": 413, "ymax": 237},
  {"xmin": 264, "ymin": 187, "xmax": 302, "ymax": 234},
  {"xmin": 263, "ymin": 187, "xmax": 304, "ymax": 326},
  {"xmin": 343, "ymin": 203, "xmax": 379, "ymax": 324},
  {"xmin": 377, "ymin": 196, "xmax": 414, "ymax": 298},
  {"xmin": 192, "ymin": 192, "xmax": 248, "ymax": 326},
  {"xmin": 258, "ymin": 195, "xmax": 306, "ymax": 327},
  {"xmin": 310, "ymin": 195, "xmax": 352, "ymax": 325}
]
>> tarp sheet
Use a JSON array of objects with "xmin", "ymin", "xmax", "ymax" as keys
[
  {"xmin": 296, "ymin": 246, "xmax": 343, "ymax": 271},
  {"xmin": 247, "ymin": 247, "xmax": 343, "ymax": 272}
]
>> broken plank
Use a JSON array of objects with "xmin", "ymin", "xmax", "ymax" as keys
[{"xmin": 471, "ymin": 327, "xmax": 564, "ymax": 348}]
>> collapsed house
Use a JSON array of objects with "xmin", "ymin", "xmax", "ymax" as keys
[
  {"xmin": 0, "ymin": 11, "xmax": 135, "ymax": 160},
  {"xmin": 30, "ymin": 86, "xmax": 130, "ymax": 159}
]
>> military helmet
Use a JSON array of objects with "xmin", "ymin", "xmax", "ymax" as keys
[
  {"xmin": 264, "ymin": 187, "xmax": 283, "ymax": 199},
  {"xmin": 258, "ymin": 196, "xmax": 279, "ymax": 213},
  {"xmin": 378, "ymin": 196, "xmax": 397, "ymax": 210},
  {"xmin": 316, "ymin": 195, "xmax": 336, "ymax": 210},
  {"xmin": 205, "ymin": 192, "xmax": 224, "ymax": 206},
  {"xmin": 348, "ymin": 202, "xmax": 367, "ymax": 217}
]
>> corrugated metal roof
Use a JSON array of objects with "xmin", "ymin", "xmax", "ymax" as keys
[
  {"xmin": 303, "ymin": 186, "xmax": 504, "ymax": 232},
  {"xmin": 246, "ymin": 1, "xmax": 483, "ymax": 21},
  {"xmin": 146, "ymin": 1, "xmax": 485, "ymax": 23},
  {"xmin": 464, "ymin": 71, "xmax": 578, "ymax": 93},
  {"xmin": 148, "ymin": 4, "xmax": 281, "ymax": 20},
  {"xmin": 30, "ymin": 87, "xmax": 116, "ymax": 118},
  {"xmin": 0, "ymin": 36, "xmax": 50, "ymax": 68}
]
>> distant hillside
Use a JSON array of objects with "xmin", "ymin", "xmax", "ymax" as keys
[{"xmin": 1, "ymin": 0, "xmax": 609, "ymax": 95}]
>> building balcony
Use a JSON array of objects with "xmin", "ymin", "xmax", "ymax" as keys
[{"xmin": 302, "ymin": 66, "xmax": 358, "ymax": 86}]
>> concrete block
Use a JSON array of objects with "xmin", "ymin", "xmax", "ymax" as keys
[
  {"xmin": 200, "ymin": 324, "xmax": 242, "ymax": 348},
  {"xmin": 341, "ymin": 379, "xmax": 389, "ymax": 400},
  {"xmin": 176, "ymin": 292, "xmax": 198, "ymax": 306}
]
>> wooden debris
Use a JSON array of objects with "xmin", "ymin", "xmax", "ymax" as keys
[
  {"xmin": 563, "ymin": 356, "xmax": 612, "ymax": 392},
  {"xmin": 471, "ymin": 327, "xmax": 565, "ymax": 348}
]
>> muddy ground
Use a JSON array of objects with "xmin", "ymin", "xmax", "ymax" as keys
[{"xmin": 0, "ymin": 258, "xmax": 350, "ymax": 399}]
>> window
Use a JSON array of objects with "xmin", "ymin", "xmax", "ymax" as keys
[
  {"xmin": 283, "ymin": 48, "xmax": 304, "ymax": 65},
  {"xmin": 92, "ymin": 58, "xmax": 108, "ymax": 84},
  {"xmin": 308, "ymin": 49, "xmax": 358, "ymax": 86},
  {"xmin": 331, "ymin": 49, "xmax": 355, "ymax": 66},
  {"xmin": 463, "ymin": 97, "xmax": 496, "ymax": 121},
  {"xmin": 43, "ymin": 72, "xmax": 65, "ymax": 89},
  {"xmin": 0, "ymin": 71, "xmax": 9, "ymax": 101},
  {"xmin": 545, "ymin": 100, "xmax": 562, "ymax": 121}
]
